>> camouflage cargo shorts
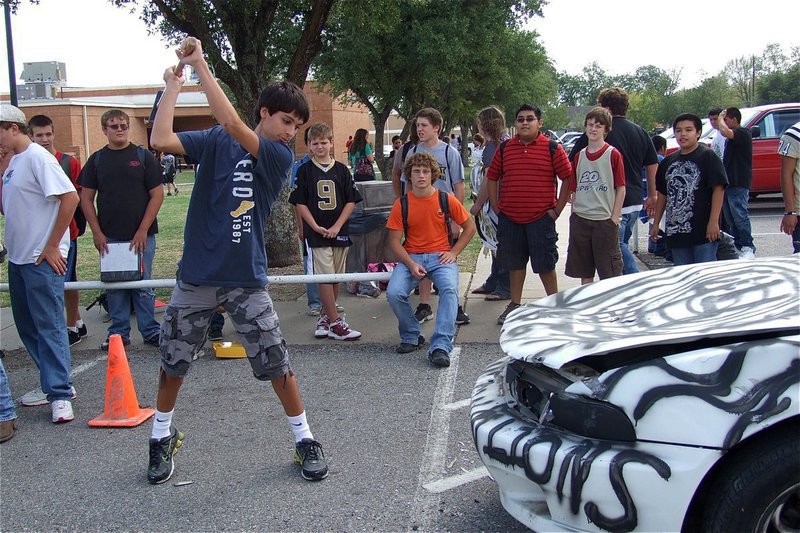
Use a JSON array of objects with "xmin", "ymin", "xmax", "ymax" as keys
[{"xmin": 160, "ymin": 282, "xmax": 290, "ymax": 380}]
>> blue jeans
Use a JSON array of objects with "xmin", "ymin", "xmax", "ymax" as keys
[
  {"xmin": 722, "ymin": 186, "xmax": 755, "ymax": 251},
  {"xmin": 793, "ymin": 219, "xmax": 800, "ymax": 254},
  {"xmin": 619, "ymin": 212, "xmax": 639, "ymax": 274},
  {"xmin": 0, "ymin": 358, "xmax": 16, "ymax": 422},
  {"xmin": 671, "ymin": 241, "xmax": 718, "ymax": 266},
  {"xmin": 106, "ymin": 235, "xmax": 161, "ymax": 341},
  {"xmin": 482, "ymin": 252, "xmax": 510, "ymax": 297},
  {"xmin": 8, "ymin": 261, "xmax": 73, "ymax": 401},
  {"xmin": 303, "ymin": 240, "xmax": 321, "ymax": 309},
  {"xmin": 386, "ymin": 254, "xmax": 458, "ymax": 354},
  {"xmin": 209, "ymin": 311, "xmax": 225, "ymax": 329}
]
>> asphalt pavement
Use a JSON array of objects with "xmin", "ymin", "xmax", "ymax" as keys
[{"xmin": 0, "ymin": 199, "xmax": 794, "ymax": 531}]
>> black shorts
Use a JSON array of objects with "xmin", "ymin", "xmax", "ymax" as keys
[{"xmin": 497, "ymin": 212, "xmax": 558, "ymax": 273}]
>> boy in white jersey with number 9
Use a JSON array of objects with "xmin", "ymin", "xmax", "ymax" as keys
[{"xmin": 147, "ymin": 37, "xmax": 328, "ymax": 485}]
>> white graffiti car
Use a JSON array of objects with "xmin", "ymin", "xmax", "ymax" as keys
[{"xmin": 471, "ymin": 258, "xmax": 799, "ymax": 532}]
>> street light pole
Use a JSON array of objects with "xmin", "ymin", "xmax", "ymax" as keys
[{"xmin": 4, "ymin": 0, "xmax": 18, "ymax": 106}]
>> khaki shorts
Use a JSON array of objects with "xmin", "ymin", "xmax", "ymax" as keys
[
  {"xmin": 311, "ymin": 246, "xmax": 348, "ymax": 277},
  {"xmin": 565, "ymin": 213, "xmax": 622, "ymax": 280},
  {"xmin": 160, "ymin": 282, "xmax": 290, "ymax": 380}
]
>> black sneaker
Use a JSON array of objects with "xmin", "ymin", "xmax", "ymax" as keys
[
  {"xmin": 456, "ymin": 305, "xmax": 470, "ymax": 325},
  {"xmin": 396, "ymin": 335, "xmax": 426, "ymax": 354},
  {"xmin": 414, "ymin": 303, "xmax": 433, "ymax": 324},
  {"xmin": 294, "ymin": 438, "xmax": 329, "ymax": 481},
  {"xmin": 144, "ymin": 334, "xmax": 161, "ymax": 347},
  {"xmin": 147, "ymin": 426, "xmax": 185, "ymax": 484},
  {"xmin": 429, "ymin": 349, "xmax": 451, "ymax": 367},
  {"xmin": 207, "ymin": 327, "xmax": 223, "ymax": 341},
  {"xmin": 78, "ymin": 324, "xmax": 88, "ymax": 337},
  {"xmin": 100, "ymin": 337, "xmax": 130, "ymax": 350},
  {"xmin": 68, "ymin": 329, "xmax": 82, "ymax": 347},
  {"xmin": 497, "ymin": 302, "xmax": 521, "ymax": 325}
]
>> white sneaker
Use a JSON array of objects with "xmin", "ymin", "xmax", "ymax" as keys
[
  {"xmin": 51, "ymin": 400, "xmax": 74, "ymax": 423},
  {"xmin": 315, "ymin": 314, "xmax": 330, "ymax": 339},
  {"xmin": 739, "ymin": 246, "xmax": 755, "ymax": 260},
  {"xmin": 21, "ymin": 386, "xmax": 77, "ymax": 407}
]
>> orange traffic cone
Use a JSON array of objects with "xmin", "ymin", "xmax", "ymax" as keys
[{"xmin": 89, "ymin": 334, "xmax": 155, "ymax": 427}]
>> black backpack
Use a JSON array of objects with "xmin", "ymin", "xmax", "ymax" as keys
[
  {"xmin": 58, "ymin": 152, "xmax": 87, "ymax": 237},
  {"xmin": 399, "ymin": 190, "xmax": 455, "ymax": 249}
]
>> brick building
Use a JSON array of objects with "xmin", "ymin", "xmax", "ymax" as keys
[{"xmin": 3, "ymin": 82, "xmax": 372, "ymax": 165}]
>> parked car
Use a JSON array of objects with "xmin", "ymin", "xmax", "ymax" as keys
[
  {"xmin": 661, "ymin": 103, "xmax": 800, "ymax": 195},
  {"xmin": 742, "ymin": 103, "xmax": 800, "ymax": 195},
  {"xmin": 560, "ymin": 131, "xmax": 582, "ymax": 153},
  {"xmin": 471, "ymin": 258, "xmax": 799, "ymax": 532},
  {"xmin": 659, "ymin": 118, "xmax": 714, "ymax": 151}
]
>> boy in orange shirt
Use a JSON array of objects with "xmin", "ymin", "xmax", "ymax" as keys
[{"xmin": 385, "ymin": 152, "xmax": 475, "ymax": 367}]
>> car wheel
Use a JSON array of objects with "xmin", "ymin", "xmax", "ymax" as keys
[{"xmin": 702, "ymin": 426, "xmax": 800, "ymax": 533}]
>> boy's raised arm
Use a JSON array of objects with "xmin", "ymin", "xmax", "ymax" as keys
[
  {"xmin": 151, "ymin": 69, "xmax": 186, "ymax": 155},
  {"xmin": 174, "ymin": 38, "xmax": 260, "ymax": 157}
]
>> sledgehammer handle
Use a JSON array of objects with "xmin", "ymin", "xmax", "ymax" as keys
[{"xmin": 173, "ymin": 37, "xmax": 198, "ymax": 76}]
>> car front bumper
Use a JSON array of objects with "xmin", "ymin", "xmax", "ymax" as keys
[{"xmin": 470, "ymin": 357, "xmax": 722, "ymax": 532}]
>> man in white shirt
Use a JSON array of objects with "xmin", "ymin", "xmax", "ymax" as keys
[
  {"xmin": 708, "ymin": 108, "xmax": 726, "ymax": 160},
  {"xmin": 0, "ymin": 104, "xmax": 79, "ymax": 423}
]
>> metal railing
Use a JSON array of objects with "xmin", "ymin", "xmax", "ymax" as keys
[{"xmin": 0, "ymin": 271, "xmax": 392, "ymax": 292}]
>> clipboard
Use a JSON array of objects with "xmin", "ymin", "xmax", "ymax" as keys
[{"xmin": 100, "ymin": 242, "xmax": 144, "ymax": 282}]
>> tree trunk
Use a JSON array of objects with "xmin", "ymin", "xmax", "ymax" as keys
[
  {"xmin": 264, "ymin": 180, "xmax": 299, "ymax": 268},
  {"xmin": 265, "ymin": 0, "xmax": 336, "ymax": 268},
  {"xmin": 460, "ymin": 122, "xmax": 470, "ymax": 166},
  {"xmin": 371, "ymin": 107, "xmax": 392, "ymax": 179}
]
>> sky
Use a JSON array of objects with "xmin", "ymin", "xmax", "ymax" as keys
[
  {"xmin": 0, "ymin": 0, "xmax": 797, "ymax": 93},
  {"xmin": 528, "ymin": 0, "xmax": 798, "ymax": 89}
]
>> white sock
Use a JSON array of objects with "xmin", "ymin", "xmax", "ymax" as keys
[
  {"xmin": 67, "ymin": 326, "xmax": 78, "ymax": 333},
  {"xmin": 151, "ymin": 409, "xmax": 174, "ymax": 440},
  {"xmin": 76, "ymin": 319, "xmax": 84, "ymax": 328},
  {"xmin": 287, "ymin": 411, "xmax": 313, "ymax": 443}
]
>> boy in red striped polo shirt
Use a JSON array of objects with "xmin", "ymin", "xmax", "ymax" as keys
[{"xmin": 486, "ymin": 104, "xmax": 572, "ymax": 324}]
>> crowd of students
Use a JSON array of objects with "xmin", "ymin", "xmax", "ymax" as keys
[{"xmin": 2, "ymin": 36, "xmax": 799, "ymax": 493}]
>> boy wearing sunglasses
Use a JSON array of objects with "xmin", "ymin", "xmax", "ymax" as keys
[
  {"xmin": 486, "ymin": 104, "xmax": 572, "ymax": 324},
  {"xmin": 78, "ymin": 109, "xmax": 164, "ymax": 350}
]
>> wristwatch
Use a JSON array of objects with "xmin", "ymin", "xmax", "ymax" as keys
[{"xmin": 785, "ymin": 211, "xmax": 798, "ymax": 216}]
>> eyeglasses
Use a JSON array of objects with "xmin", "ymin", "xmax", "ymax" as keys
[
  {"xmin": 105, "ymin": 123, "xmax": 129, "ymax": 131},
  {"xmin": 516, "ymin": 116, "xmax": 539, "ymax": 123}
]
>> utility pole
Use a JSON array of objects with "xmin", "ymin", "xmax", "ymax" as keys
[{"xmin": 4, "ymin": 0, "xmax": 18, "ymax": 106}]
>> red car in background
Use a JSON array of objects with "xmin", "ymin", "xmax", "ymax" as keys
[
  {"xmin": 743, "ymin": 103, "xmax": 800, "ymax": 195},
  {"xmin": 661, "ymin": 103, "xmax": 800, "ymax": 195}
]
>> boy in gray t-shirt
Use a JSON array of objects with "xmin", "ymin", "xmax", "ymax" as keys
[{"xmin": 400, "ymin": 107, "xmax": 469, "ymax": 326}]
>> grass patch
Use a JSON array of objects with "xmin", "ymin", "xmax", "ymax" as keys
[
  {"xmin": 0, "ymin": 166, "xmax": 485, "ymax": 307},
  {"xmin": 0, "ymin": 170, "xmax": 196, "ymax": 307}
]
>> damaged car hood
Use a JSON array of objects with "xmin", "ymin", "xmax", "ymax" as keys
[{"xmin": 500, "ymin": 258, "xmax": 800, "ymax": 368}]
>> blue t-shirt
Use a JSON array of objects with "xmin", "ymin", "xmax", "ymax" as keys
[
  {"xmin": 290, "ymin": 154, "xmax": 311, "ymax": 187},
  {"xmin": 177, "ymin": 125, "xmax": 293, "ymax": 287}
]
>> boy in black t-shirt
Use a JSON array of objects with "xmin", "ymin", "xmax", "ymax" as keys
[
  {"xmin": 652, "ymin": 113, "xmax": 728, "ymax": 266},
  {"xmin": 289, "ymin": 123, "xmax": 363, "ymax": 340}
]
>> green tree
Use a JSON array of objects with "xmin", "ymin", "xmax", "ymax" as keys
[
  {"xmin": 108, "ymin": 0, "xmax": 336, "ymax": 267},
  {"xmin": 315, "ymin": 0, "xmax": 552, "ymax": 167},
  {"xmin": 625, "ymin": 65, "xmax": 681, "ymax": 130},
  {"xmin": 757, "ymin": 63, "xmax": 800, "ymax": 104}
]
